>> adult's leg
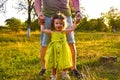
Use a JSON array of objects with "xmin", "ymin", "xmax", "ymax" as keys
[
  {"xmin": 40, "ymin": 46, "xmax": 47, "ymax": 69},
  {"xmin": 39, "ymin": 17, "xmax": 51, "ymax": 75},
  {"xmin": 66, "ymin": 16, "xmax": 83, "ymax": 79},
  {"xmin": 39, "ymin": 46, "xmax": 47, "ymax": 75},
  {"xmin": 66, "ymin": 16, "xmax": 76, "ymax": 70},
  {"xmin": 68, "ymin": 43, "xmax": 77, "ymax": 70}
]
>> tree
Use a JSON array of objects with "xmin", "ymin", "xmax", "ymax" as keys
[
  {"xmin": 5, "ymin": 17, "xmax": 22, "ymax": 31},
  {"xmin": 101, "ymin": 7, "xmax": 120, "ymax": 32},
  {"xmin": 16, "ymin": 0, "xmax": 34, "ymax": 37},
  {"xmin": 88, "ymin": 18, "xmax": 107, "ymax": 32},
  {"xmin": 95, "ymin": 18, "xmax": 107, "ymax": 32},
  {"xmin": 76, "ymin": 17, "xmax": 107, "ymax": 32},
  {"xmin": 31, "ymin": 19, "xmax": 40, "ymax": 31},
  {"xmin": 0, "ymin": 0, "xmax": 8, "ymax": 13},
  {"xmin": 76, "ymin": 17, "xmax": 89, "ymax": 32}
]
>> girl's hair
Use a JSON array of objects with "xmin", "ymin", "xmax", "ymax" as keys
[{"xmin": 51, "ymin": 13, "xmax": 66, "ymax": 30}]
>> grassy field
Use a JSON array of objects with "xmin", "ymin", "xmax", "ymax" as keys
[{"xmin": 0, "ymin": 31, "xmax": 120, "ymax": 80}]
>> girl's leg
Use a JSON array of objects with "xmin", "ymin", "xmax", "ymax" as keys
[
  {"xmin": 52, "ymin": 68, "xmax": 56, "ymax": 75},
  {"xmin": 51, "ymin": 68, "xmax": 57, "ymax": 80},
  {"xmin": 62, "ymin": 69, "xmax": 71, "ymax": 80}
]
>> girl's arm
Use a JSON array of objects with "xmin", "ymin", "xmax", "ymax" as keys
[
  {"xmin": 63, "ymin": 17, "xmax": 80, "ymax": 34},
  {"xmin": 39, "ymin": 15, "xmax": 52, "ymax": 34},
  {"xmin": 41, "ymin": 25, "xmax": 52, "ymax": 34}
]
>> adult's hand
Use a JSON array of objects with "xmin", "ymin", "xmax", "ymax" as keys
[
  {"xmin": 38, "ymin": 12, "xmax": 45, "ymax": 25},
  {"xmin": 75, "ymin": 12, "xmax": 82, "ymax": 24}
]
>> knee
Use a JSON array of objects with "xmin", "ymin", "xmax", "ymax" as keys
[{"xmin": 68, "ymin": 43, "xmax": 75, "ymax": 48}]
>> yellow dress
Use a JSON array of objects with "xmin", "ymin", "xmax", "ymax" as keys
[{"xmin": 45, "ymin": 32, "xmax": 72, "ymax": 70}]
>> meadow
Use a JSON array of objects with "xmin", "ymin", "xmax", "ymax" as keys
[{"xmin": 0, "ymin": 31, "xmax": 120, "ymax": 80}]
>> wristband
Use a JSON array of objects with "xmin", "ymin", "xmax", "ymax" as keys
[{"xmin": 76, "ymin": 11, "xmax": 80, "ymax": 14}]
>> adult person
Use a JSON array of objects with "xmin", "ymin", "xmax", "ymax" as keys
[{"xmin": 34, "ymin": 0, "xmax": 82, "ymax": 78}]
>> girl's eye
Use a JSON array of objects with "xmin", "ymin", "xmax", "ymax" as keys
[{"xmin": 55, "ymin": 22, "xmax": 63, "ymax": 25}]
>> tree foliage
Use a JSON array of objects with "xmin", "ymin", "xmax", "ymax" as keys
[
  {"xmin": 15, "ymin": 0, "xmax": 35, "ymax": 36},
  {"xmin": 5, "ymin": 17, "xmax": 22, "ymax": 31},
  {"xmin": 76, "ymin": 7, "xmax": 120, "ymax": 32},
  {"xmin": 76, "ymin": 17, "xmax": 107, "ymax": 32},
  {"xmin": 101, "ymin": 7, "xmax": 120, "ymax": 32},
  {"xmin": 0, "ymin": 0, "xmax": 8, "ymax": 13}
]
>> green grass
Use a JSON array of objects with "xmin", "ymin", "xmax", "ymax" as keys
[{"xmin": 0, "ymin": 31, "xmax": 120, "ymax": 80}]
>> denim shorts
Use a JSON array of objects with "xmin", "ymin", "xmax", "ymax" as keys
[{"xmin": 40, "ymin": 16, "xmax": 75, "ymax": 46}]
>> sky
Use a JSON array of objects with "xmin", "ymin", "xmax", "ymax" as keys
[
  {"xmin": 0, "ymin": 0, "xmax": 120, "ymax": 26},
  {"xmin": 81, "ymin": 0, "xmax": 120, "ymax": 18}
]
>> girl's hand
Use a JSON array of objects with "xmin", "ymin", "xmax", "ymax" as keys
[{"xmin": 75, "ymin": 16, "xmax": 81, "ymax": 24}]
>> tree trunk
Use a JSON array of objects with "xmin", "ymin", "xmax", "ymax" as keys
[
  {"xmin": 113, "ymin": 26, "xmax": 117, "ymax": 33},
  {"xmin": 27, "ymin": 4, "xmax": 31, "ymax": 37}
]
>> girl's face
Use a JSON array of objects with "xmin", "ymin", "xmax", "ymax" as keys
[{"xmin": 54, "ymin": 19, "xmax": 64, "ymax": 31}]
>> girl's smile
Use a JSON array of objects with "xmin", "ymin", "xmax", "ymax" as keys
[{"xmin": 54, "ymin": 19, "xmax": 64, "ymax": 31}]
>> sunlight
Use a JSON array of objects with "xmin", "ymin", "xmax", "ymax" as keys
[
  {"xmin": 81, "ymin": 0, "xmax": 120, "ymax": 19},
  {"xmin": 1, "ymin": 0, "xmax": 120, "ymax": 25}
]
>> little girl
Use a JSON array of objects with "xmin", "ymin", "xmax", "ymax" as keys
[{"xmin": 40, "ymin": 13, "xmax": 80, "ymax": 80}]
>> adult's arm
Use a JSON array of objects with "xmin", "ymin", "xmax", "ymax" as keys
[
  {"xmin": 34, "ymin": 0, "xmax": 42, "ymax": 15},
  {"xmin": 34, "ymin": 0, "xmax": 45, "ymax": 25},
  {"xmin": 72, "ymin": 0, "xmax": 82, "ymax": 23},
  {"xmin": 72, "ymin": 0, "xmax": 80, "ymax": 12}
]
